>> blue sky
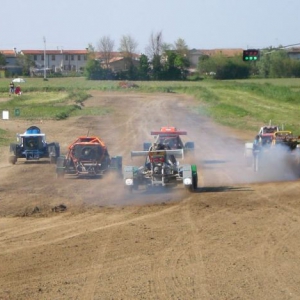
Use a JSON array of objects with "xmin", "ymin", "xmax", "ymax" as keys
[{"xmin": 1, "ymin": 0, "xmax": 299, "ymax": 53}]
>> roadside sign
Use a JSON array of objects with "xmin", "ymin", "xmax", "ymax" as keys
[
  {"xmin": 2, "ymin": 110, "xmax": 9, "ymax": 120},
  {"xmin": 14, "ymin": 108, "xmax": 20, "ymax": 116}
]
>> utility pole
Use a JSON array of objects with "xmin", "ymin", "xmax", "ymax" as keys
[{"xmin": 43, "ymin": 36, "xmax": 47, "ymax": 80}]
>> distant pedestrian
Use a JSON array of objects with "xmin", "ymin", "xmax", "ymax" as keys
[
  {"xmin": 9, "ymin": 81, "xmax": 14, "ymax": 95},
  {"xmin": 15, "ymin": 85, "xmax": 22, "ymax": 95}
]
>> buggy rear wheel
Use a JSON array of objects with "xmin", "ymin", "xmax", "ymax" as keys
[
  {"xmin": 56, "ymin": 156, "xmax": 66, "ymax": 178},
  {"xmin": 187, "ymin": 173, "xmax": 198, "ymax": 192},
  {"xmin": 9, "ymin": 155, "xmax": 17, "ymax": 165},
  {"xmin": 48, "ymin": 143, "xmax": 60, "ymax": 164},
  {"xmin": 50, "ymin": 155, "xmax": 57, "ymax": 164}
]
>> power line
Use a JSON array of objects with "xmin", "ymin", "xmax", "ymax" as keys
[
  {"xmin": 261, "ymin": 42, "xmax": 300, "ymax": 52},
  {"xmin": 280, "ymin": 43, "xmax": 300, "ymax": 49},
  {"xmin": 260, "ymin": 42, "xmax": 300, "ymax": 55}
]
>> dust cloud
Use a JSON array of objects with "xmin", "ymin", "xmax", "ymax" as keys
[{"xmin": 66, "ymin": 93, "xmax": 300, "ymax": 207}]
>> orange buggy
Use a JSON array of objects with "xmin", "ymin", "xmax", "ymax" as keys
[{"xmin": 56, "ymin": 136, "xmax": 122, "ymax": 178}]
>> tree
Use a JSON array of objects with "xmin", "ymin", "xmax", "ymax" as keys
[
  {"xmin": 197, "ymin": 53, "xmax": 227, "ymax": 75},
  {"xmin": 290, "ymin": 60, "xmax": 300, "ymax": 77},
  {"xmin": 119, "ymin": 34, "xmax": 138, "ymax": 59},
  {"xmin": 86, "ymin": 43, "xmax": 96, "ymax": 60},
  {"xmin": 162, "ymin": 51, "xmax": 181, "ymax": 80},
  {"xmin": 0, "ymin": 52, "xmax": 6, "ymax": 67},
  {"xmin": 256, "ymin": 48, "xmax": 272, "ymax": 78},
  {"xmin": 16, "ymin": 54, "xmax": 35, "ymax": 76},
  {"xmin": 215, "ymin": 60, "xmax": 250, "ymax": 79},
  {"xmin": 97, "ymin": 36, "xmax": 114, "ymax": 69},
  {"xmin": 256, "ymin": 48, "xmax": 300, "ymax": 78},
  {"xmin": 118, "ymin": 34, "xmax": 138, "ymax": 80},
  {"xmin": 146, "ymin": 31, "xmax": 164, "ymax": 60},
  {"xmin": 197, "ymin": 53, "xmax": 250, "ymax": 79},
  {"xmin": 151, "ymin": 54, "xmax": 163, "ymax": 80},
  {"xmin": 174, "ymin": 38, "xmax": 189, "ymax": 57},
  {"xmin": 156, "ymin": 38, "xmax": 190, "ymax": 80},
  {"xmin": 269, "ymin": 49, "xmax": 290, "ymax": 78},
  {"xmin": 84, "ymin": 44, "xmax": 104, "ymax": 80},
  {"xmin": 162, "ymin": 50, "xmax": 189, "ymax": 80},
  {"xmin": 137, "ymin": 54, "xmax": 150, "ymax": 80},
  {"xmin": 84, "ymin": 59, "xmax": 104, "ymax": 80},
  {"xmin": 174, "ymin": 54, "xmax": 190, "ymax": 79},
  {"xmin": 162, "ymin": 42, "xmax": 173, "ymax": 53},
  {"xmin": 146, "ymin": 31, "xmax": 164, "ymax": 80}
]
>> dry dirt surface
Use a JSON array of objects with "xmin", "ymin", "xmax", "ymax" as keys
[{"xmin": 1, "ymin": 91, "xmax": 300, "ymax": 300}]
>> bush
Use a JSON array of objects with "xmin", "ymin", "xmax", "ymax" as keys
[{"xmin": 215, "ymin": 61, "xmax": 250, "ymax": 80}]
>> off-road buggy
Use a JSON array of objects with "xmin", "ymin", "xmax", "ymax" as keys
[
  {"xmin": 143, "ymin": 126, "xmax": 194, "ymax": 153},
  {"xmin": 245, "ymin": 129, "xmax": 300, "ymax": 172},
  {"xmin": 124, "ymin": 143, "xmax": 198, "ymax": 192},
  {"xmin": 244, "ymin": 125, "xmax": 280, "ymax": 169},
  {"xmin": 56, "ymin": 135, "xmax": 122, "ymax": 178},
  {"xmin": 257, "ymin": 125, "xmax": 280, "ymax": 136},
  {"xmin": 9, "ymin": 126, "xmax": 60, "ymax": 164}
]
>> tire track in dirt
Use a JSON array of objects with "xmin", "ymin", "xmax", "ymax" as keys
[
  {"xmin": 249, "ymin": 182, "xmax": 300, "ymax": 298},
  {"xmin": 271, "ymin": 227, "xmax": 300, "ymax": 298},
  {"xmin": 0, "ymin": 203, "xmax": 180, "ymax": 255},
  {"xmin": 82, "ymin": 227, "xmax": 115, "ymax": 300},
  {"xmin": 147, "ymin": 197, "xmax": 210, "ymax": 299},
  {"xmin": 166, "ymin": 188, "xmax": 280, "ymax": 299},
  {"xmin": 194, "ymin": 181, "xmax": 300, "ymax": 299}
]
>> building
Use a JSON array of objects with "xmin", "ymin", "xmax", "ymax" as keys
[
  {"xmin": 96, "ymin": 52, "xmax": 140, "ymax": 72},
  {"xmin": 0, "ymin": 49, "xmax": 22, "ymax": 76},
  {"xmin": 1, "ymin": 49, "xmax": 141, "ymax": 77},
  {"xmin": 286, "ymin": 47, "xmax": 300, "ymax": 60},
  {"xmin": 20, "ymin": 49, "xmax": 88, "ymax": 74}
]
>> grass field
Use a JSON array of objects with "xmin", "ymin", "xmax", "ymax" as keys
[{"xmin": 1, "ymin": 77, "xmax": 300, "ymax": 144}]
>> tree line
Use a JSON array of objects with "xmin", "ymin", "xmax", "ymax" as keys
[
  {"xmin": 1, "ymin": 31, "xmax": 300, "ymax": 80},
  {"xmin": 85, "ymin": 34, "xmax": 300, "ymax": 80},
  {"xmin": 198, "ymin": 47, "xmax": 300, "ymax": 80},
  {"xmin": 84, "ymin": 31, "xmax": 190, "ymax": 81}
]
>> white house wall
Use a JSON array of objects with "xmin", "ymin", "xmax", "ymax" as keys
[{"xmin": 32, "ymin": 53, "xmax": 87, "ymax": 72}]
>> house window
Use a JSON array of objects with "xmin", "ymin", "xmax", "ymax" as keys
[
  {"xmin": 78, "ymin": 55, "xmax": 81, "ymax": 60},
  {"xmin": 65, "ymin": 55, "xmax": 69, "ymax": 60},
  {"xmin": 84, "ymin": 55, "xmax": 87, "ymax": 60},
  {"xmin": 42, "ymin": 55, "xmax": 44, "ymax": 61},
  {"xmin": 34, "ymin": 55, "xmax": 37, "ymax": 61},
  {"xmin": 51, "ymin": 55, "xmax": 55, "ymax": 61},
  {"xmin": 71, "ymin": 55, "xmax": 74, "ymax": 61}
]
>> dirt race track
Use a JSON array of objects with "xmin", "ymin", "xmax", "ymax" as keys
[{"xmin": 1, "ymin": 91, "xmax": 300, "ymax": 300}]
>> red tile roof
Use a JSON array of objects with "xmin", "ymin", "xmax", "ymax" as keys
[
  {"xmin": 19, "ymin": 50, "xmax": 140, "ymax": 58},
  {"xmin": 95, "ymin": 52, "xmax": 140, "ymax": 59},
  {"xmin": 0, "ymin": 50, "xmax": 16, "ymax": 56},
  {"xmin": 21, "ymin": 49, "xmax": 88, "ymax": 55}
]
